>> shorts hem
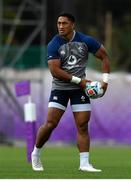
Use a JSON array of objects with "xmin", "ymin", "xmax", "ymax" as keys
[{"xmin": 48, "ymin": 102, "xmax": 66, "ymax": 111}]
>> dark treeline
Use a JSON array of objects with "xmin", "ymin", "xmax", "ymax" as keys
[
  {"xmin": 47, "ymin": 0, "xmax": 131, "ymax": 72},
  {"xmin": 2, "ymin": 0, "xmax": 131, "ymax": 72}
]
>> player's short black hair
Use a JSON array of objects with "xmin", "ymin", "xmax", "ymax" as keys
[{"xmin": 57, "ymin": 12, "xmax": 75, "ymax": 23}]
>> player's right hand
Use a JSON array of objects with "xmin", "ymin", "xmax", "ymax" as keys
[{"xmin": 79, "ymin": 79, "xmax": 91, "ymax": 89}]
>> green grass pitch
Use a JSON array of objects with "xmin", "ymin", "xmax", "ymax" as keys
[{"xmin": 0, "ymin": 145, "xmax": 131, "ymax": 179}]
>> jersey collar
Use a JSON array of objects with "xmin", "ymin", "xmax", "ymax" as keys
[{"xmin": 69, "ymin": 31, "xmax": 76, "ymax": 42}]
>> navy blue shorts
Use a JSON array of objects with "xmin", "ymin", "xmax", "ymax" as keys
[{"xmin": 48, "ymin": 89, "xmax": 91, "ymax": 112}]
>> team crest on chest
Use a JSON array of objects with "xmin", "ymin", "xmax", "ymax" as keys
[{"xmin": 67, "ymin": 55, "xmax": 77, "ymax": 65}]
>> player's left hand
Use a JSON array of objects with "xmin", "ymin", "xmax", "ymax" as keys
[{"xmin": 101, "ymin": 82, "xmax": 108, "ymax": 95}]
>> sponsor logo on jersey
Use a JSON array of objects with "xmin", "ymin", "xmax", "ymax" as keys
[
  {"xmin": 67, "ymin": 55, "xmax": 77, "ymax": 65},
  {"xmin": 65, "ymin": 55, "xmax": 80, "ymax": 70}
]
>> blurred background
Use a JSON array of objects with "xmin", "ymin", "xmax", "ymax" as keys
[{"xmin": 0, "ymin": 0, "xmax": 131, "ymax": 146}]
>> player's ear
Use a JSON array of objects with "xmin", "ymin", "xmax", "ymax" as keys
[{"xmin": 72, "ymin": 23, "xmax": 75, "ymax": 30}]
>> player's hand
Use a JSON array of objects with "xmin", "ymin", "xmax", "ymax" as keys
[
  {"xmin": 79, "ymin": 79, "xmax": 91, "ymax": 89},
  {"xmin": 101, "ymin": 82, "xmax": 108, "ymax": 96}
]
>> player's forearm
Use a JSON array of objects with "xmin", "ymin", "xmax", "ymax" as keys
[
  {"xmin": 48, "ymin": 60, "xmax": 81, "ymax": 84},
  {"xmin": 50, "ymin": 67, "xmax": 82, "ymax": 85},
  {"xmin": 95, "ymin": 45, "xmax": 110, "ymax": 74},
  {"xmin": 50, "ymin": 66, "xmax": 72, "ymax": 81},
  {"xmin": 102, "ymin": 56, "xmax": 110, "ymax": 74},
  {"xmin": 101, "ymin": 55, "xmax": 110, "ymax": 86}
]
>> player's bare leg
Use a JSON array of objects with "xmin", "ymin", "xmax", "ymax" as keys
[
  {"xmin": 73, "ymin": 111, "xmax": 102, "ymax": 172},
  {"xmin": 73, "ymin": 111, "xmax": 90, "ymax": 152},
  {"xmin": 31, "ymin": 108, "xmax": 64, "ymax": 171},
  {"xmin": 36, "ymin": 108, "xmax": 64, "ymax": 147}
]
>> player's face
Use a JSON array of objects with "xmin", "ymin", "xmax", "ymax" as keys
[{"xmin": 57, "ymin": 16, "xmax": 74, "ymax": 37}]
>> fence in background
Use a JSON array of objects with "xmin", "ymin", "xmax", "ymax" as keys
[
  {"xmin": 0, "ymin": 68, "xmax": 131, "ymax": 145},
  {"xmin": 0, "ymin": 46, "xmax": 47, "ymax": 69}
]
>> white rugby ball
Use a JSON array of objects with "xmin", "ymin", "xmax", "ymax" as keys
[{"xmin": 85, "ymin": 81, "xmax": 104, "ymax": 99}]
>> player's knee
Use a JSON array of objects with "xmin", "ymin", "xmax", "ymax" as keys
[
  {"xmin": 45, "ymin": 121, "xmax": 58, "ymax": 130},
  {"xmin": 78, "ymin": 122, "xmax": 88, "ymax": 134}
]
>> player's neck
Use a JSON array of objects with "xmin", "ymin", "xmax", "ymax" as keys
[{"xmin": 62, "ymin": 31, "xmax": 76, "ymax": 41}]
